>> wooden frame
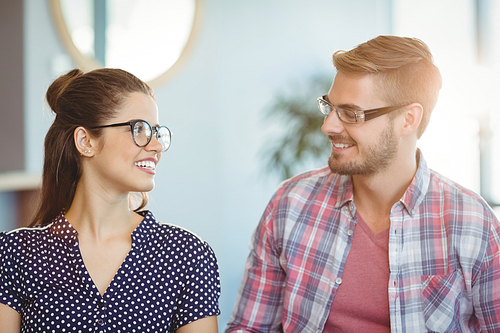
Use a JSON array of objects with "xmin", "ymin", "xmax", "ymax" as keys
[{"xmin": 48, "ymin": 0, "xmax": 203, "ymax": 88}]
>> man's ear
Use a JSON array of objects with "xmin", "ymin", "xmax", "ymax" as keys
[
  {"xmin": 74, "ymin": 126, "xmax": 95, "ymax": 156},
  {"xmin": 400, "ymin": 103, "xmax": 423, "ymax": 136}
]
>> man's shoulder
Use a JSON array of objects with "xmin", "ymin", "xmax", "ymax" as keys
[
  {"xmin": 278, "ymin": 166, "xmax": 334, "ymax": 188},
  {"xmin": 429, "ymin": 169, "xmax": 481, "ymax": 200},
  {"xmin": 273, "ymin": 166, "xmax": 348, "ymax": 201},
  {"xmin": 428, "ymin": 169, "xmax": 496, "ymax": 216}
]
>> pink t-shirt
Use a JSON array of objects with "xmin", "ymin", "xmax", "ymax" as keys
[{"xmin": 323, "ymin": 212, "xmax": 391, "ymax": 332}]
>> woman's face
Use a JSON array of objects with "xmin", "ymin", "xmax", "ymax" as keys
[{"xmin": 87, "ymin": 92, "xmax": 163, "ymax": 195}]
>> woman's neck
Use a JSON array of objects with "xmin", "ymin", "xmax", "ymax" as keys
[{"xmin": 65, "ymin": 180, "xmax": 142, "ymax": 241}]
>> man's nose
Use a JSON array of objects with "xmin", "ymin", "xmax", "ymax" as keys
[{"xmin": 321, "ymin": 111, "xmax": 346, "ymax": 136}]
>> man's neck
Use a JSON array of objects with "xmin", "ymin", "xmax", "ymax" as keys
[{"xmin": 351, "ymin": 150, "xmax": 419, "ymax": 233}]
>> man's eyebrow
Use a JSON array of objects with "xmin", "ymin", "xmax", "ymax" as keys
[
  {"xmin": 337, "ymin": 103, "xmax": 363, "ymax": 111},
  {"xmin": 324, "ymin": 96, "xmax": 362, "ymax": 111}
]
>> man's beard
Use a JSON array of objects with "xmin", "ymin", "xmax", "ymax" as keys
[{"xmin": 328, "ymin": 119, "xmax": 399, "ymax": 176}]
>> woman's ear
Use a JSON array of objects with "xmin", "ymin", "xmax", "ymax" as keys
[
  {"xmin": 400, "ymin": 103, "xmax": 423, "ymax": 137},
  {"xmin": 74, "ymin": 126, "xmax": 94, "ymax": 157}
]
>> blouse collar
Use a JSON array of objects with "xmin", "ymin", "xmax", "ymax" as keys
[{"xmin": 49, "ymin": 210, "xmax": 158, "ymax": 248}]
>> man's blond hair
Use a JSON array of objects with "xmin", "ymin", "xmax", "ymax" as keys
[{"xmin": 332, "ymin": 35, "xmax": 442, "ymax": 138}]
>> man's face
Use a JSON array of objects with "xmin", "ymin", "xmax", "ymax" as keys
[{"xmin": 321, "ymin": 72, "xmax": 400, "ymax": 176}]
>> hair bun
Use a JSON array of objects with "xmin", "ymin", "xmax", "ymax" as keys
[{"xmin": 46, "ymin": 69, "xmax": 84, "ymax": 114}]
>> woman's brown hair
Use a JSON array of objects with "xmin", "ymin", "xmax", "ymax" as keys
[{"xmin": 31, "ymin": 68, "xmax": 154, "ymax": 226}]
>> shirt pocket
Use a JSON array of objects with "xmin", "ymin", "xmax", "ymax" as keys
[{"xmin": 421, "ymin": 270, "xmax": 464, "ymax": 333}]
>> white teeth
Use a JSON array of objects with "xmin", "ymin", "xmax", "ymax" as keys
[
  {"xmin": 333, "ymin": 143, "xmax": 352, "ymax": 149},
  {"xmin": 135, "ymin": 160, "xmax": 156, "ymax": 170}
]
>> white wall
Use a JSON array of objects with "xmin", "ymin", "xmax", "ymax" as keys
[
  {"xmin": 11, "ymin": 0, "xmax": 393, "ymax": 328},
  {"xmin": 394, "ymin": 0, "xmax": 482, "ymax": 193}
]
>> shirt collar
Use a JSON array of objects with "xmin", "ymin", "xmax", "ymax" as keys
[
  {"xmin": 131, "ymin": 210, "xmax": 157, "ymax": 249},
  {"xmin": 399, "ymin": 149, "xmax": 430, "ymax": 216},
  {"xmin": 333, "ymin": 174, "xmax": 354, "ymax": 209},
  {"xmin": 50, "ymin": 212, "xmax": 79, "ymax": 242}
]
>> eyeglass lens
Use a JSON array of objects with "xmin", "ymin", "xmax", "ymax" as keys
[
  {"xmin": 132, "ymin": 121, "xmax": 171, "ymax": 152},
  {"xmin": 318, "ymin": 98, "xmax": 331, "ymax": 116},
  {"xmin": 318, "ymin": 98, "xmax": 358, "ymax": 124},
  {"xmin": 132, "ymin": 121, "xmax": 150, "ymax": 146},
  {"xmin": 156, "ymin": 127, "xmax": 171, "ymax": 152}
]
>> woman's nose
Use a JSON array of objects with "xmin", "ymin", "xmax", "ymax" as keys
[{"xmin": 145, "ymin": 134, "xmax": 163, "ymax": 153}]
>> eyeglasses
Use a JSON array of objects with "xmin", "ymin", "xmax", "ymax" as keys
[
  {"xmin": 91, "ymin": 119, "xmax": 171, "ymax": 152},
  {"xmin": 317, "ymin": 95, "xmax": 407, "ymax": 124}
]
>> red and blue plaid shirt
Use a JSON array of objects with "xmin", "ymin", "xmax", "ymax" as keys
[{"xmin": 226, "ymin": 151, "xmax": 500, "ymax": 333}]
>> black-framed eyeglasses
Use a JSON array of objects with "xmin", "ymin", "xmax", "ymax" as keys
[
  {"xmin": 317, "ymin": 95, "xmax": 408, "ymax": 124},
  {"xmin": 91, "ymin": 119, "xmax": 171, "ymax": 152}
]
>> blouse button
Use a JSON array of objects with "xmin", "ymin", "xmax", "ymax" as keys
[
  {"xmin": 98, "ymin": 301, "xmax": 104, "ymax": 309},
  {"xmin": 97, "ymin": 319, "xmax": 104, "ymax": 325}
]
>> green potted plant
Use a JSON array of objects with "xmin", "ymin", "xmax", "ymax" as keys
[{"xmin": 261, "ymin": 75, "xmax": 332, "ymax": 181}]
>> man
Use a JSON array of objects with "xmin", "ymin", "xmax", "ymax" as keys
[{"xmin": 225, "ymin": 35, "xmax": 500, "ymax": 332}]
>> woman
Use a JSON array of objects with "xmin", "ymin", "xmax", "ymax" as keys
[{"xmin": 0, "ymin": 68, "xmax": 220, "ymax": 332}]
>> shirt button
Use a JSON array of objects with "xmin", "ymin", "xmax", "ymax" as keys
[
  {"xmin": 335, "ymin": 277, "xmax": 342, "ymax": 285},
  {"xmin": 97, "ymin": 319, "xmax": 104, "ymax": 325},
  {"xmin": 347, "ymin": 229, "xmax": 353, "ymax": 236}
]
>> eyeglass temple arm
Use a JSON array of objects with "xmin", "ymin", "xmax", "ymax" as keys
[
  {"xmin": 363, "ymin": 105, "xmax": 406, "ymax": 121},
  {"xmin": 91, "ymin": 122, "xmax": 132, "ymax": 129}
]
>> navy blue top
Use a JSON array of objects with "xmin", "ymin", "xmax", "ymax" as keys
[{"xmin": 0, "ymin": 211, "xmax": 221, "ymax": 332}]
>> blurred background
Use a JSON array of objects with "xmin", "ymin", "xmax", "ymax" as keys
[{"xmin": 2, "ymin": 0, "xmax": 500, "ymax": 328}]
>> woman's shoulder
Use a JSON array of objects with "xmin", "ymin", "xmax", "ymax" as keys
[
  {"xmin": 134, "ymin": 212, "xmax": 219, "ymax": 266},
  {"xmin": 0, "ymin": 223, "xmax": 54, "ymax": 256},
  {"xmin": 1, "ymin": 223, "xmax": 54, "ymax": 242},
  {"xmin": 156, "ymin": 221, "xmax": 209, "ymax": 248},
  {"xmin": 148, "ymin": 222, "xmax": 219, "ymax": 270},
  {"xmin": 142, "ymin": 211, "xmax": 204, "ymax": 242}
]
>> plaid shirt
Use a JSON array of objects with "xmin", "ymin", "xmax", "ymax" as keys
[{"xmin": 226, "ymin": 151, "xmax": 500, "ymax": 333}]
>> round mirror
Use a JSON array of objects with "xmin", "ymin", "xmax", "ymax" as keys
[{"xmin": 49, "ymin": 0, "xmax": 201, "ymax": 87}]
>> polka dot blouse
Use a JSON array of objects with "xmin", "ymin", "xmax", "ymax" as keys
[{"xmin": 0, "ymin": 211, "xmax": 221, "ymax": 332}]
